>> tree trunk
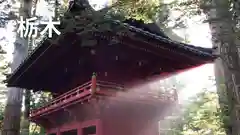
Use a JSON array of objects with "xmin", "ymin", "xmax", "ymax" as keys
[
  {"xmin": 232, "ymin": 0, "xmax": 240, "ymax": 59},
  {"xmin": 54, "ymin": 0, "xmax": 59, "ymax": 20},
  {"xmin": 214, "ymin": 55, "xmax": 230, "ymax": 134},
  {"xmin": 2, "ymin": 0, "xmax": 32, "ymax": 134},
  {"xmin": 21, "ymin": 90, "xmax": 30, "ymax": 135},
  {"xmin": 233, "ymin": 0, "xmax": 240, "ymax": 30},
  {"xmin": 21, "ymin": 0, "xmax": 38, "ymax": 134},
  {"xmin": 202, "ymin": 0, "xmax": 240, "ymax": 135}
]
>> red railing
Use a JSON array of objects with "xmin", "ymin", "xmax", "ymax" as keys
[
  {"xmin": 30, "ymin": 80, "xmax": 177, "ymax": 118},
  {"xmin": 96, "ymin": 81, "xmax": 176, "ymax": 102},
  {"xmin": 30, "ymin": 81, "xmax": 93, "ymax": 117},
  {"xmin": 50, "ymin": 81, "xmax": 93, "ymax": 102},
  {"xmin": 97, "ymin": 80, "xmax": 125, "ymax": 90}
]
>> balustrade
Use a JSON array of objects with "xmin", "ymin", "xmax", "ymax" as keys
[{"xmin": 30, "ymin": 80, "xmax": 177, "ymax": 117}]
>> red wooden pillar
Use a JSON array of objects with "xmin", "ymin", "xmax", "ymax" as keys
[
  {"xmin": 91, "ymin": 73, "xmax": 97, "ymax": 95},
  {"xmin": 77, "ymin": 124, "xmax": 82, "ymax": 135},
  {"xmin": 56, "ymin": 128, "xmax": 60, "ymax": 135},
  {"xmin": 96, "ymin": 119, "xmax": 102, "ymax": 135}
]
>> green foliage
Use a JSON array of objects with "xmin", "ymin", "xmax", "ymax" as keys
[
  {"xmin": 109, "ymin": 0, "xmax": 160, "ymax": 22},
  {"xmin": 107, "ymin": 0, "xmax": 195, "ymax": 29},
  {"xmin": 30, "ymin": 124, "xmax": 46, "ymax": 135},
  {"xmin": 30, "ymin": 91, "xmax": 52, "ymax": 110},
  {"xmin": 181, "ymin": 91, "xmax": 225, "ymax": 135},
  {"xmin": 160, "ymin": 90, "xmax": 226, "ymax": 135},
  {"xmin": 0, "ymin": 104, "xmax": 4, "ymax": 130},
  {"xmin": 29, "ymin": 91, "xmax": 51, "ymax": 135}
]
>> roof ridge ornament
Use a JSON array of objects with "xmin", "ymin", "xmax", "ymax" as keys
[{"xmin": 69, "ymin": 0, "xmax": 94, "ymax": 13}]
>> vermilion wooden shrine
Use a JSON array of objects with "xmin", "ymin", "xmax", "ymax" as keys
[{"xmin": 6, "ymin": 1, "xmax": 216, "ymax": 135}]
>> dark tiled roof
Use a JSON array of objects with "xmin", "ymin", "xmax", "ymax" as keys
[
  {"xmin": 6, "ymin": 3, "xmax": 217, "ymax": 85},
  {"xmin": 118, "ymin": 19, "xmax": 214, "ymax": 57},
  {"xmin": 33, "ymin": 4, "xmax": 215, "ymax": 61},
  {"xmin": 68, "ymin": 2, "xmax": 215, "ymax": 57},
  {"xmin": 123, "ymin": 19, "xmax": 170, "ymax": 39}
]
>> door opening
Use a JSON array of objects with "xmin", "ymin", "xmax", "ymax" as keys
[
  {"xmin": 82, "ymin": 125, "xmax": 97, "ymax": 135},
  {"xmin": 61, "ymin": 129, "xmax": 78, "ymax": 135}
]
